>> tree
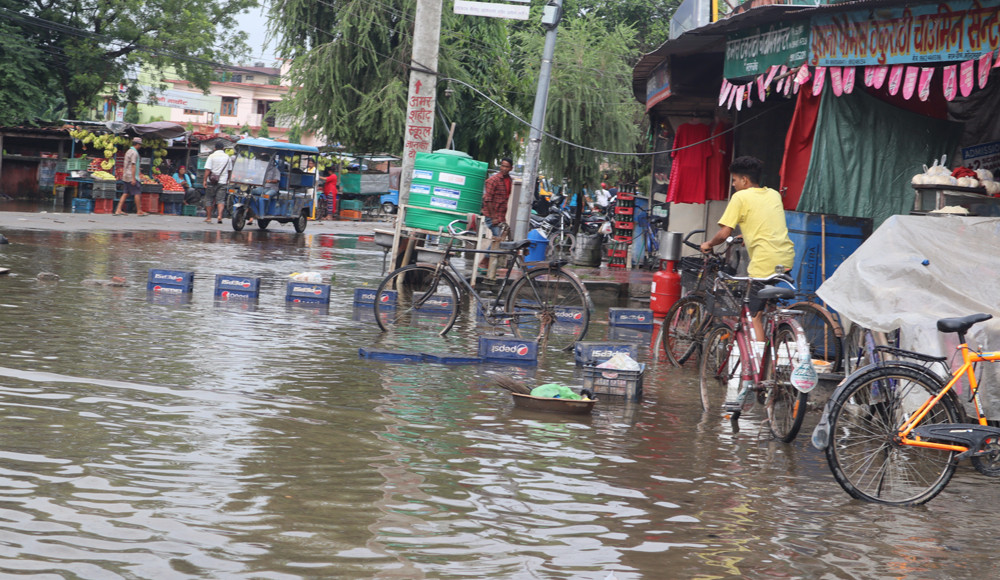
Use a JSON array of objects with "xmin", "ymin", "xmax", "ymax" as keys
[
  {"xmin": 0, "ymin": 1, "xmax": 62, "ymax": 125},
  {"xmin": 258, "ymin": 121, "xmax": 270, "ymax": 139},
  {"xmin": 515, "ymin": 15, "xmax": 641, "ymax": 190},
  {"xmin": 268, "ymin": 0, "xmax": 525, "ymax": 160},
  {"xmin": 6, "ymin": 0, "xmax": 256, "ymax": 119}
]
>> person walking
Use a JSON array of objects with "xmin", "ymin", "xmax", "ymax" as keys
[
  {"xmin": 321, "ymin": 169, "xmax": 338, "ymax": 220},
  {"xmin": 479, "ymin": 157, "xmax": 513, "ymax": 270},
  {"xmin": 203, "ymin": 142, "xmax": 231, "ymax": 224},
  {"xmin": 700, "ymin": 155, "xmax": 795, "ymax": 339},
  {"xmin": 115, "ymin": 137, "xmax": 148, "ymax": 216}
]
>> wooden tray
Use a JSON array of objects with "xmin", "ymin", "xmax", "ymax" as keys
[
  {"xmin": 912, "ymin": 183, "xmax": 988, "ymax": 195},
  {"xmin": 512, "ymin": 393, "xmax": 596, "ymax": 414}
]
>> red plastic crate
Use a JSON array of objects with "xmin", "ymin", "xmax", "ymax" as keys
[
  {"xmin": 93, "ymin": 198, "xmax": 114, "ymax": 214},
  {"xmin": 616, "ymin": 192, "xmax": 635, "ymax": 201},
  {"xmin": 54, "ymin": 172, "xmax": 69, "ymax": 186},
  {"xmin": 607, "ymin": 249, "xmax": 628, "ymax": 258},
  {"xmin": 614, "ymin": 221, "xmax": 634, "ymax": 230},
  {"xmin": 612, "ymin": 234, "xmax": 634, "ymax": 243},
  {"xmin": 139, "ymin": 193, "xmax": 160, "ymax": 214},
  {"xmin": 614, "ymin": 206, "xmax": 634, "ymax": 215}
]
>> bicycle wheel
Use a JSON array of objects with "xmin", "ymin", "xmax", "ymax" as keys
[
  {"xmin": 790, "ymin": 301, "xmax": 843, "ymax": 372},
  {"xmin": 546, "ymin": 232, "xmax": 575, "ymax": 261},
  {"xmin": 505, "ymin": 266, "xmax": 589, "ymax": 351},
  {"xmin": 662, "ymin": 294, "xmax": 708, "ymax": 367},
  {"xmin": 374, "ymin": 265, "xmax": 460, "ymax": 336},
  {"xmin": 699, "ymin": 323, "xmax": 738, "ymax": 412},
  {"xmin": 825, "ymin": 365, "xmax": 961, "ymax": 505},
  {"xmin": 763, "ymin": 321, "xmax": 810, "ymax": 442}
]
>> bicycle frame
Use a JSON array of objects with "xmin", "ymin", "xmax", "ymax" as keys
[
  {"xmin": 727, "ymin": 279, "xmax": 801, "ymax": 387},
  {"xmin": 898, "ymin": 344, "xmax": 1000, "ymax": 453}
]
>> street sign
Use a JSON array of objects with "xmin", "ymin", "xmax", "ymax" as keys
[{"xmin": 454, "ymin": 0, "xmax": 529, "ymax": 20}]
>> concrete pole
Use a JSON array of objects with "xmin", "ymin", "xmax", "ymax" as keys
[
  {"xmin": 398, "ymin": 0, "xmax": 444, "ymax": 209},
  {"xmin": 513, "ymin": 0, "xmax": 563, "ymax": 242}
]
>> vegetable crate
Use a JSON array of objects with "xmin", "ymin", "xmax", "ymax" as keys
[
  {"xmin": 139, "ymin": 193, "xmax": 160, "ymax": 214},
  {"xmin": 141, "ymin": 183, "xmax": 163, "ymax": 194},
  {"xmin": 92, "ymin": 181, "xmax": 118, "ymax": 199},
  {"xmin": 161, "ymin": 201, "xmax": 182, "ymax": 215},
  {"xmin": 582, "ymin": 363, "xmax": 645, "ymax": 401},
  {"xmin": 71, "ymin": 198, "xmax": 94, "ymax": 214},
  {"xmin": 58, "ymin": 157, "xmax": 89, "ymax": 172},
  {"xmin": 93, "ymin": 199, "xmax": 115, "ymax": 214},
  {"xmin": 182, "ymin": 205, "xmax": 199, "ymax": 216}
]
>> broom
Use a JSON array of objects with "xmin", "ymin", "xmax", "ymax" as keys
[{"xmin": 492, "ymin": 375, "xmax": 532, "ymax": 395}]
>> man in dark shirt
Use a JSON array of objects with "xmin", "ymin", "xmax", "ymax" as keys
[{"xmin": 482, "ymin": 157, "xmax": 513, "ymax": 237}]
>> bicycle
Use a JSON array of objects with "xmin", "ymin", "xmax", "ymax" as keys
[
  {"xmin": 373, "ymin": 220, "xmax": 592, "ymax": 351},
  {"xmin": 842, "ymin": 322, "xmax": 899, "ymax": 375},
  {"xmin": 662, "ymin": 231, "xmax": 843, "ymax": 372},
  {"xmin": 697, "ymin": 270, "xmax": 816, "ymax": 442},
  {"xmin": 814, "ymin": 313, "xmax": 1000, "ymax": 505}
]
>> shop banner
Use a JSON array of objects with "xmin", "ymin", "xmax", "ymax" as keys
[
  {"xmin": 645, "ymin": 60, "xmax": 672, "ymax": 111},
  {"xmin": 810, "ymin": 0, "xmax": 1000, "ymax": 67},
  {"xmin": 725, "ymin": 21, "xmax": 809, "ymax": 79},
  {"xmin": 962, "ymin": 140, "xmax": 1000, "ymax": 173}
]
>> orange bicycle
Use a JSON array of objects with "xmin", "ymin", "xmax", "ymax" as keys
[{"xmin": 815, "ymin": 313, "xmax": 1000, "ymax": 505}]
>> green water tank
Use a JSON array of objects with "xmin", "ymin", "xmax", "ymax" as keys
[{"xmin": 404, "ymin": 150, "xmax": 488, "ymax": 232}]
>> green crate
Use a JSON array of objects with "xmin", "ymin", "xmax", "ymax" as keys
[
  {"xmin": 182, "ymin": 204, "xmax": 198, "ymax": 216},
  {"xmin": 64, "ymin": 157, "xmax": 89, "ymax": 171},
  {"xmin": 340, "ymin": 199, "xmax": 364, "ymax": 212}
]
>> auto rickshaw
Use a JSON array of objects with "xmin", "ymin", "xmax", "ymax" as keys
[{"xmin": 228, "ymin": 138, "xmax": 319, "ymax": 232}]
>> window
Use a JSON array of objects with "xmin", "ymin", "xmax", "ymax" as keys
[
  {"xmin": 231, "ymin": 74, "xmax": 242, "ymax": 83},
  {"xmin": 221, "ymin": 97, "xmax": 237, "ymax": 117},
  {"xmin": 245, "ymin": 75, "xmax": 254, "ymax": 82},
  {"xmin": 183, "ymin": 109, "xmax": 201, "ymax": 115},
  {"xmin": 257, "ymin": 100, "xmax": 277, "ymax": 127}
]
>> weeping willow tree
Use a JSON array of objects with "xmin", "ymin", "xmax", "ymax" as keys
[
  {"xmin": 515, "ymin": 15, "xmax": 641, "ymax": 190},
  {"xmin": 268, "ymin": 0, "xmax": 525, "ymax": 161}
]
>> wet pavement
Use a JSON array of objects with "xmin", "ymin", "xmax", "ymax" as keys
[{"xmin": 1, "ymin": 206, "xmax": 999, "ymax": 579}]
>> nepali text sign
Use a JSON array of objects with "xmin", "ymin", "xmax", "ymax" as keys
[
  {"xmin": 454, "ymin": 0, "xmax": 529, "ymax": 20},
  {"xmin": 143, "ymin": 86, "xmax": 221, "ymax": 114},
  {"xmin": 645, "ymin": 60, "xmax": 672, "ymax": 111},
  {"xmin": 810, "ymin": 0, "xmax": 1000, "ymax": 67},
  {"xmin": 725, "ymin": 21, "xmax": 809, "ymax": 79}
]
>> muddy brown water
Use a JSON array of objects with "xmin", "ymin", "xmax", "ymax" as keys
[{"xmin": 0, "ymin": 223, "xmax": 998, "ymax": 579}]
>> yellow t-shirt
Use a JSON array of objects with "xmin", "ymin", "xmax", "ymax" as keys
[{"xmin": 718, "ymin": 187, "xmax": 795, "ymax": 278}]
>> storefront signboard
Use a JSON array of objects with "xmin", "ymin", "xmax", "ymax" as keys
[
  {"xmin": 724, "ymin": 21, "xmax": 809, "ymax": 79},
  {"xmin": 645, "ymin": 60, "xmax": 672, "ymax": 111},
  {"xmin": 811, "ymin": 0, "xmax": 1000, "ymax": 67},
  {"xmin": 962, "ymin": 140, "xmax": 1000, "ymax": 173}
]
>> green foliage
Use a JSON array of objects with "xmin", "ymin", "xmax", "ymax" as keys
[
  {"xmin": 258, "ymin": 121, "xmax": 270, "ymax": 139},
  {"xmin": 123, "ymin": 104, "xmax": 141, "ymax": 124},
  {"xmin": 0, "ymin": 11, "xmax": 63, "ymax": 125},
  {"xmin": 241, "ymin": 123, "xmax": 253, "ymax": 136},
  {"xmin": 515, "ymin": 15, "xmax": 642, "ymax": 190},
  {"xmin": 8, "ymin": 0, "xmax": 256, "ymax": 119},
  {"xmin": 284, "ymin": 125, "xmax": 300, "ymax": 144}
]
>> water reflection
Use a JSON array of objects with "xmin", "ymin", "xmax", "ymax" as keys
[{"xmin": 2, "ymin": 227, "xmax": 1000, "ymax": 578}]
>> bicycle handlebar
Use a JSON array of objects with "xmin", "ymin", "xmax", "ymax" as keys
[
  {"xmin": 447, "ymin": 219, "xmax": 474, "ymax": 238},
  {"xmin": 682, "ymin": 229, "xmax": 705, "ymax": 251}
]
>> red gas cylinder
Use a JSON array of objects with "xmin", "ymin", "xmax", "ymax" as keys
[{"xmin": 650, "ymin": 260, "xmax": 682, "ymax": 317}]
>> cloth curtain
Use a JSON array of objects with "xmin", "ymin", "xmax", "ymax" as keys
[
  {"xmin": 779, "ymin": 81, "xmax": 821, "ymax": 210},
  {"xmin": 797, "ymin": 83, "xmax": 962, "ymax": 227},
  {"xmin": 666, "ymin": 122, "xmax": 713, "ymax": 204}
]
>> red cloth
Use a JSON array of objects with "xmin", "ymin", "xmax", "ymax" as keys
[
  {"xmin": 323, "ymin": 174, "xmax": 338, "ymax": 216},
  {"xmin": 779, "ymin": 81, "xmax": 821, "ymax": 210},
  {"xmin": 705, "ymin": 122, "xmax": 732, "ymax": 201},
  {"xmin": 666, "ymin": 123, "xmax": 713, "ymax": 204}
]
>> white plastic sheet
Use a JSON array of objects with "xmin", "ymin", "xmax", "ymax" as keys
[{"xmin": 817, "ymin": 214, "xmax": 1000, "ymax": 417}]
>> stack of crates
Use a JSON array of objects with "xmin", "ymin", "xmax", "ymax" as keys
[{"xmin": 608, "ymin": 185, "xmax": 636, "ymax": 268}]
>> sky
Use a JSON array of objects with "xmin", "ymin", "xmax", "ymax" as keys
[{"xmin": 234, "ymin": 6, "xmax": 278, "ymax": 66}]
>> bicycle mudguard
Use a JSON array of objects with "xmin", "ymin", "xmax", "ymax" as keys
[
  {"xmin": 912, "ymin": 423, "xmax": 1000, "ymax": 461},
  {"xmin": 810, "ymin": 360, "xmax": 949, "ymax": 451}
]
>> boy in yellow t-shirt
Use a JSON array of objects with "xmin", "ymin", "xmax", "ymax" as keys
[{"xmin": 700, "ymin": 156, "xmax": 795, "ymax": 337}]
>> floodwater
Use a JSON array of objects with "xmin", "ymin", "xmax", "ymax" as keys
[{"xmin": 1, "ymin": 225, "xmax": 999, "ymax": 579}]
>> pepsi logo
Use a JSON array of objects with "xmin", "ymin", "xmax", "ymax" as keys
[
  {"xmin": 379, "ymin": 294, "xmax": 391, "ymax": 302},
  {"xmin": 572, "ymin": 312, "xmax": 583, "ymax": 320},
  {"xmin": 489, "ymin": 343, "xmax": 532, "ymax": 356},
  {"xmin": 517, "ymin": 345, "xmax": 529, "ymax": 356},
  {"xmin": 313, "ymin": 288, "xmax": 322, "ymax": 295},
  {"xmin": 221, "ymin": 291, "xmax": 230, "ymax": 298},
  {"xmin": 242, "ymin": 281, "xmax": 251, "ymax": 288}
]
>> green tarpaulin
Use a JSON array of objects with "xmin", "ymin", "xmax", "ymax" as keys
[{"xmin": 797, "ymin": 86, "xmax": 963, "ymax": 227}]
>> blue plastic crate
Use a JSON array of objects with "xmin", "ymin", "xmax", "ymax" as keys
[
  {"xmin": 358, "ymin": 347, "xmax": 423, "ymax": 363},
  {"xmin": 583, "ymin": 363, "xmax": 645, "ymax": 401},
  {"xmin": 478, "ymin": 336, "xmax": 538, "ymax": 365},
  {"xmin": 215, "ymin": 275, "xmax": 261, "ymax": 300},
  {"xmin": 71, "ymin": 198, "xmax": 94, "ymax": 213},
  {"xmin": 573, "ymin": 342, "xmax": 639, "ymax": 366},
  {"xmin": 163, "ymin": 201, "xmax": 182, "ymax": 215},
  {"xmin": 286, "ymin": 281, "xmax": 331, "ymax": 304},
  {"xmin": 147, "ymin": 269, "xmax": 194, "ymax": 293},
  {"xmin": 608, "ymin": 307, "xmax": 655, "ymax": 328},
  {"xmin": 421, "ymin": 353, "xmax": 483, "ymax": 365}
]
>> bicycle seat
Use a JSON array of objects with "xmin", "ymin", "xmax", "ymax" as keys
[
  {"xmin": 937, "ymin": 313, "xmax": 993, "ymax": 334},
  {"xmin": 756, "ymin": 286, "xmax": 796, "ymax": 301},
  {"xmin": 500, "ymin": 240, "xmax": 532, "ymax": 252}
]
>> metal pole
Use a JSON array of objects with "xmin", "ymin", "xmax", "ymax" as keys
[
  {"xmin": 397, "ymin": 0, "xmax": 443, "ymax": 210},
  {"xmin": 513, "ymin": 0, "xmax": 563, "ymax": 242}
]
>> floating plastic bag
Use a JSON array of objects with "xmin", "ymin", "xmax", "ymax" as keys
[
  {"xmin": 289, "ymin": 271, "xmax": 323, "ymax": 283},
  {"xmin": 530, "ymin": 383, "xmax": 582, "ymax": 400},
  {"xmin": 596, "ymin": 352, "xmax": 641, "ymax": 371}
]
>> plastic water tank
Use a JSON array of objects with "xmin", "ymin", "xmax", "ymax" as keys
[
  {"xmin": 525, "ymin": 229, "xmax": 549, "ymax": 262},
  {"xmin": 405, "ymin": 150, "xmax": 488, "ymax": 232}
]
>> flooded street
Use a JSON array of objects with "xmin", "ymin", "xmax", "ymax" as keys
[{"xmin": 1, "ymin": 219, "xmax": 999, "ymax": 579}]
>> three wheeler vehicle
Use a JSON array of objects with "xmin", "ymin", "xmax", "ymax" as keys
[{"xmin": 228, "ymin": 138, "xmax": 319, "ymax": 232}]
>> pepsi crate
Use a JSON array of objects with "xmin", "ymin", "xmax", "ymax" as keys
[
  {"xmin": 583, "ymin": 363, "xmax": 645, "ymax": 401},
  {"xmin": 609, "ymin": 308, "xmax": 655, "ymax": 328},
  {"xmin": 554, "ymin": 306, "xmax": 587, "ymax": 325},
  {"xmin": 614, "ymin": 206, "xmax": 634, "ymax": 215},
  {"xmin": 215, "ymin": 274, "xmax": 261, "ymax": 300},
  {"xmin": 353, "ymin": 287, "xmax": 379, "ymax": 305},
  {"xmin": 352, "ymin": 304, "xmax": 376, "ymax": 323},
  {"xmin": 147, "ymin": 269, "xmax": 194, "ymax": 293},
  {"xmin": 573, "ymin": 342, "xmax": 639, "ymax": 366},
  {"xmin": 358, "ymin": 347, "xmax": 423, "ymax": 363},
  {"xmin": 614, "ymin": 221, "xmax": 635, "ymax": 230},
  {"xmin": 414, "ymin": 293, "xmax": 457, "ymax": 313},
  {"xmin": 608, "ymin": 325, "xmax": 653, "ymax": 342},
  {"xmin": 286, "ymin": 281, "xmax": 332, "ymax": 304},
  {"xmin": 479, "ymin": 336, "xmax": 538, "ymax": 365},
  {"xmin": 71, "ymin": 198, "xmax": 94, "ymax": 213},
  {"xmin": 616, "ymin": 192, "xmax": 635, "ymax": 202}
]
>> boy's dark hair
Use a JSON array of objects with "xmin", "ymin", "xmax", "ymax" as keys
[
  {"xmin": 500, "ymin": 157, "xmax": 513, "ymax": 166},
  {"xmin": 729, "ymin": 156, "xmax": 763, "ymax": 185}
]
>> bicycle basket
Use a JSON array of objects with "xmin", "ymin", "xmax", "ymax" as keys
[
  {"xmin": 680, "ymin": 256, "xmax": 720, "ymax": 294},
  {"xmin": 706, "ymin": 278, "xmax": 743, "ymax": 317}
]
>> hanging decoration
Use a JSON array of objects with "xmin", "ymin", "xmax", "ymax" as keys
[
  {"xmin": 811, "ymin": 66, "xmax": 826, "ymax": 96},
  {"xmin": 942, "ymin": 65, "xmax": 958, "ymax": 101},
  {"xmin": 872, "ymin": 66, "xmax": 888, "ymax": 89},
  {"xmin": 775, "ymin": 65, "xmax": 788, "ymax": 94},
  {"xmin": 980, "ymin": 53, "xmax": 994, "ymax": 87},
  {"xmin": 887, "ymin": 65, "xmax": 904, "ymax": 95},
  {"xmin": 719, "ymin": 79, "xmax": 732, "ymax": 107},
  {"xmin": 727, "ymin": 83, "xmax": 738, "ymax": 109},
  {"xmin": 842, "ymin": 67, "xmax": 855, "ymax": 94},
  {"xmin": 918, "ymin": 68, "xmax": 934, "ymax": 102},
  {"xmin": 830, "ymin": 67, "xmax": 843, "ymax": 97},
  {"xmin": 959, "ymin": 60, "xmax": 975, "ymax": 97},
  {"xmin": 902, "ymin": 67, "xmax": 918, "ymax": 100},
  {"xmin": 735, "ymin": 85, "xmax": 745, "ymax": 111}
]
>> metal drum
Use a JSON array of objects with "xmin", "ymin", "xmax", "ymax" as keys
[{"xmin": 657, "ymin": 231, "xmax": 683, "ymax": 262}]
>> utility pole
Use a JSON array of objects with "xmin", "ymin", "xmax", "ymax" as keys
[
  {"xmin": 513, "ymin": 0, "xmax": 563, "ymax": 242},
  {"xmin": 398, "ymin": 0, "xmax": 444, "ymax": 209}
]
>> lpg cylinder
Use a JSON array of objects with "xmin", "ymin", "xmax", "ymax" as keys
[{"xmin": 650, "ymin": 262, "xmax": 682, "ymax": 317}]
